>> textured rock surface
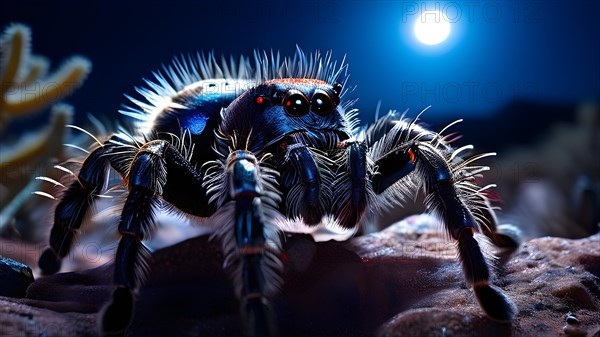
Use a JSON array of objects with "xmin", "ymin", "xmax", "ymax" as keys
[
  {"xmin": 0, "ymin": 256, "xmax": 34, "ymax": 298},
  {"xmin": 0, "ymin": 216, "xmax": 599, "ymax": 336}
]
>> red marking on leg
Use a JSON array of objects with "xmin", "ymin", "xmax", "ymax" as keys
[{"xmin": 408, "ymin": 148, "xmax": 415, "ymax": 163}]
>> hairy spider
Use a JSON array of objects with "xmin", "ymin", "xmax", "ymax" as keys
[{"xmin": 38, "ymin": 49, "xmax": 517, "ymax": 336}]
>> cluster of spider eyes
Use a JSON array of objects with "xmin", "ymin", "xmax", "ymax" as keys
[{"xmin": 256, "ymin": 89, "xmax": 336, "ymax": 117}]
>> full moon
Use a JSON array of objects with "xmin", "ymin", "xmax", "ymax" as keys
[{"xmin": 414, "ymin": 10, "xmax": 451, "ymax": 45}]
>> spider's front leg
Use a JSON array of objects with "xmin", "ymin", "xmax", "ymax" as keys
[
  {"xmin": 101, "ymin": 139, "xmax": 213, "ymax": 334},
  {"xmin": 372, "ymin": 140, "xmax": 517, "ymax": 322},
  {"xmin": 100, "ymin": 140, "xmax": 167, "ymax": 333},
  {"xmin": 223, "ymin": 149, "xmax": 279, "ymax": 337}
]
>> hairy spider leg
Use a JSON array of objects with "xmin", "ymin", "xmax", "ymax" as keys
[
  {"xmin": 415, "ymin": 142, "xmax": 517, "ymax": 321},
  {"xmin": 368, "ymin": 114, "xmax": 520, "ymax": 250},
  {"xmin": 100, "ymin": 138, "xmax": 215, "ymax": 333},
  {"xmin": 226, "ymin": 150, "xmax": 278, "ymax": 337},
  {"xmin": 371, "ymin": 140, "xmax": 516, "ymax": 321},
  {"xmin": 101, "ymin": 140, "xmax": 166, "ymax": 333},
  {"xmin": 39, "ymin": 136, "xmax": 123, "ymax": 275}
]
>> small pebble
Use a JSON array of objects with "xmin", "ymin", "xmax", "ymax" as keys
[
  {"xmin": 566, "ymin": 314, "xmax": 579, "ymax": 325},
  {"xmin": 0, "ymin": 256, "xmax": 34, "ymax": 298}
]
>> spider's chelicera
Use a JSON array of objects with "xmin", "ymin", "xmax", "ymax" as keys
[{"xmin": 38, "ymin": 49, "xmax": 517, "ymax": 336}]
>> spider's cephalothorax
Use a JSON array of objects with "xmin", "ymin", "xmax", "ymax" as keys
[{"xmin": 38, "ymin": 49, "xmax": 518, "ymax": 337}]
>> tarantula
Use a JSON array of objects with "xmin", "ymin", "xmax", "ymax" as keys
[{"xmin": 38, "ymin": 49, "xmax": 517, "ymax": 336}]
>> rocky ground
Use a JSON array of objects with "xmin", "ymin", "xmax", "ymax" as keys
[{"xmin": 0, "ymin": 216, "xmax": 599, "ymax": 337}]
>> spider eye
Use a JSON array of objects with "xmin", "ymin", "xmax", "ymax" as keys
[
  {"xmin": 311, "ymin": 90, "xmax": 335, "ymax": 116},
  {"xmin": 283, "ymin": 90, "xmax": 310, "ymax": 116}
]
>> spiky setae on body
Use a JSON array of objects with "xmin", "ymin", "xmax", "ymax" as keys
[{"xmin": 38, "ymin": 49, "xmax": 517, "ymax": 336}]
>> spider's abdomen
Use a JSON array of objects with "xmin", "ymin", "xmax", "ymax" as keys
[
  {"xmin": 153, "ymin": 94, "xmax": 226, "ymax": 136},
  {"xmin": 151, "ymin": 80, "xmax": 249, "ymax": 165}
]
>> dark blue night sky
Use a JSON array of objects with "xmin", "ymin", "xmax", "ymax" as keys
[{"xmin": 2, "ymin": 1, "xmax": 599, "ymax": 134}]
